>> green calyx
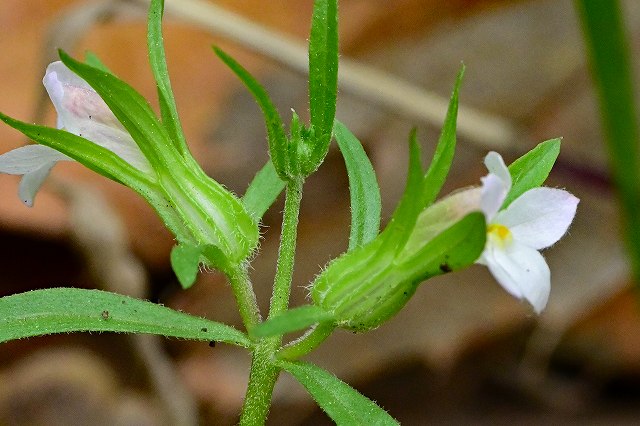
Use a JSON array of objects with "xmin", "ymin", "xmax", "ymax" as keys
[
  {"xmin": 311, "ymin": 212, "xmax": 485, "ymax": 332},
  {"xmin": 156, "ymin": 162, "xmax": 259, "ymax": 264},
  {"xmin": 309, "ymin": 65, "xmax": 485, "ymax": 332},
  {"xmin": 58, "ymin": 8, "xmax": 259, "ymax": 266}
]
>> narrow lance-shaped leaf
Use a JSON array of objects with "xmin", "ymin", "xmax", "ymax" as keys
[
  {"xmin": 287, "ymin": 110, "xmax": 306, "ymax": 178},
  {"xmin": 84, "ymin": 51, "xmax": 112, "ymax": 73},
  {"xmin": 421, "ymin": 64, "xmax": 464, "ymax": 208},
  {"xmin": 503, "ymin": 138, "xmax": 561, "ymax": 208},
  {"xmin": 147, "ymin": 0, "xmax": 190, "ymax": 156},
  {"xmin": 250, "ymin": 305, "xmax": 334, "ymax": 338},
  {"xmin": 380, "ymin": 129, "xmax": 425, "ymax": 254},
  {"xmin": 0, "ymin": 114, "xmax": 153, "ymax": 190},
  {"xmin": 307, "ymin": 0, "xmax": 338, "ymax": 170},
  {"xmin": 334, "ymin": 120, "xmax": 381, "ymax": 250},
  {"xmin": 0, "ymin": 288, "xmax": 250, "ymax": 347},
  {"xmin": 242, "ymin": 160, "xmax": 286, "ymax": 221},
  {"xmin": 577, "ymin": 0, "xmax": 640, "ymax": 285},
  {"xmin": 213, "ymin": 47, "xmax": 289, "ymax": 180},
  {"xmin": 279, "ymin": 360, "xmax": 399, "ymax": 426}
]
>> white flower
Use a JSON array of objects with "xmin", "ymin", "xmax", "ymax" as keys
[
  {"xmin": 0, "ymin": 61, "xmax": 151, "ymax": 206},
  {"xmin": 0, "ymin": 145, "xmax": 70, "ymax": 207},
  {"xmin": 476, "ymin": 152, "xmax": 579, "ymax": 313}
]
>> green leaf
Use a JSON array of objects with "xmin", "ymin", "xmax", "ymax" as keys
[
  {"xmin": 503, "ymin": 138, "xmax": 561, "ymax": 208},
  {"xmin": 170, "ymin": 243, "xmax": 235, "ymax": 288},
  {"xmin": 147, "ymin": 0, "xmax": 190, "ymax": 157},
  {"xmin": 0, "ymin": 288, "xmax": 250, "ymax": 347},
  {"xmin": 422, "ymin": 65, "xmax": 464, "ymax": 207},
  {"xmin": 84, "ymin": 51, "xmax": 112, "ymax": 73},
  {"xmin": 0, "ymin": 113, "xmax": 153, "ymax": 190},
  {"xmin": 213, "ymin": 47, "xmax": 289, "ymax": 180},
  {"xmin": 170, "ymin": 244, "xmax": 202, "ymax": 289},
  {"xmin": 250, "ymin": 305, "xmax": 333, "ymax": 338},
  {"xmin": 398, "ymin": 212, "xmax": 487, "ymax": 283},
  {"xmin": 288, "ymin": 110, "xmax": 305, "ymax": 178},
  {"xmin": 577, "ymin": 0, "xmax": 640, "ymax": 285},
  {"xmin": 58, "ymin": 50, "xmax": 173, "ymax": 169},
  {"xmin": 306, "ymin": 0, "xmax": 338, "ymax": 172},
  {"xmin": 380, "ymin": 129, "xmax": 424, "ymax": 253},
  {"xmin": 334, "ymin": 121, "xmax": 382, "ymax": 251},
  {"xmin": 242, "ymin": 160, "xmax": 286, "ymax": 221},
  {"xmin": 279, "ymin": 361, "xmax": 399, "ymax": 426}
]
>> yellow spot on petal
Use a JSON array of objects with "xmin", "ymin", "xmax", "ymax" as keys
[{"xmin": 487, "ymin": 223, "xmax": 513, "ymax": 247}]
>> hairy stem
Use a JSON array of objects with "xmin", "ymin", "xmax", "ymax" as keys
[
  {"xmin": 228, "ymin": 264, "xmax": 261, "ymax": 330},
  {"xmin": 269, "ymin": 178, "xmax": 303, "ymax": 317},
  {"xmin": 239, "ymin": 179, "xmax": 303, "ymax": 425},
  {"xmin": 277, "ymin": 322, "xmax": 335, "ymax": 361},
  {"xmin": 239, "ymin": 339, "xmax": 280, "ymax": 425}
]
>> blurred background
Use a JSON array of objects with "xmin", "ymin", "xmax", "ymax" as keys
[{"xmin": 1, "ymin": 0, "xmax": 639, "ymax": 424}]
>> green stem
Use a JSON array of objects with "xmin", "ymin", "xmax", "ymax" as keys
[
  {"xmin": 228, "ymin": 265, "xmax": 261, "ymax": 330},
  {"xmin": 239, "ymin": 339, "xmax": 280, "ymax": 425},
  {"xmin": 239, "ymin": 179, "xmax": 304, "ymax": 425},
  {"xmin": 269, "ymin": 179, "xmax": 304, "ymax": 317},
  {"xmin": 277, "ymin": 322, "xmax": 335, "ymax": 360}
]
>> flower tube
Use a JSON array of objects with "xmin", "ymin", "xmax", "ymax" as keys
[{"xmin": 0, "ymin": 59, "xmax": 258, "ymax": 267}]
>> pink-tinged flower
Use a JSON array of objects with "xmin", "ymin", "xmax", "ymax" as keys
[
  {"xmin": 0, "ymin": 61, "xmax": 152, "ymax": 206},
  {"xmin": 476, "ymin": 152, "xmax": 579, "ymax": 313}
]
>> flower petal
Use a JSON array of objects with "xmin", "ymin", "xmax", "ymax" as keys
[
  {"xmin": 484, "ymin": 151, "xmax": 511, "ymax": 190},
  {"xmin": 479, "ymin": 152, "xmax": 511, "ymax": 221},
  {"xmin": 0, "ymin": 145, "xmax": 72, "ymax": 207},
  {"xmin": 43, "ymin": 61, "xmax": 153, "ymax": 174},
  {"xmin": 480, "ymin": 239, "xmax": 550, "ymax": 314},
  {"xmin": 0, "ymin": 145, "xmax": 70, "ymax": 174},
  {"xmin": 480, "ymin": 173, "xmax": 508, "ymax": 221},
  {"xmin": 494, "ymin": 187, "xmax": 579, "ymax": 250},
  {"xmin": 18, "ymin": 162, "xmax": 57, "ymax": 207},
  {"xmin": 44, "ymin": 61, "xmax": 118, "ymax": 130}
]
